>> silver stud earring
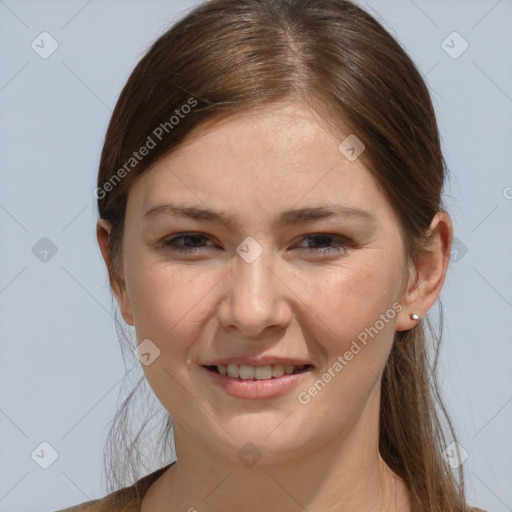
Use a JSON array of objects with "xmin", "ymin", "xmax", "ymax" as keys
[{"xmin": 410, "ymin": 313, "xmax": 419, "ymax": 321}]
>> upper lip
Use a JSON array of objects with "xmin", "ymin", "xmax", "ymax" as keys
[{"xmin": 201, "ymin": 356, "xmax": 315, "ymax": 367}]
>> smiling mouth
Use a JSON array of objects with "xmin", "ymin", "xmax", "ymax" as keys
[{"xmin": 203, "ymin": 363, "xmax": 313, "ymax": 380}]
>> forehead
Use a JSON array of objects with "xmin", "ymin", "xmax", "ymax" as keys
[{"xmin": 126, "ymin": 102, "xmax": 395, "ymax": 225}]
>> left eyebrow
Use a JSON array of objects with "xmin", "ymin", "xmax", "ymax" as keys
[{"xmin": 142, "ymin": 201, "xmax": 377, "ymax": 230}]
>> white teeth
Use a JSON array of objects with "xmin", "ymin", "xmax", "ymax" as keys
[
  {"xmin": 215, "ymin": 363, "xmax": 307, "ymax": 380},
  {"xmin": 284, "ymin": 364, "xmax": 295, "ymax": 375},
  {"xmin": 271, "ymin": 364, "xmax": 285, "ymax": 377},
  {"xmin": 239, "ymin": 365, "xmax": 255, "ymax": 379},
  {"xmin": 255, "ymin": 365, "xmax": 272, "ymax": 379},
  {"xmin": 227, "ymin": 364, "xmax": 239, "ymax": 378}
]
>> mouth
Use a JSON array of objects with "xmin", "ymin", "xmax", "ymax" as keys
[
  {"xmin": 201, "ymin": 363, "xmax": 314, "ymax": 399},
  {"xmin": 203, "ymin": 363, "xmax": 313, "ymax": 380}
]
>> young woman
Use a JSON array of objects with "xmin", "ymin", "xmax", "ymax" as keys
[{"xmin": 57, "ymin": 0, "xmax": 487, "ymax": 510}]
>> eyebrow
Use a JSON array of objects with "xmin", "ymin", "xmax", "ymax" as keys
[{"xmin": 142, "ymin": 201, "xmax": 376, "ymax": 229}]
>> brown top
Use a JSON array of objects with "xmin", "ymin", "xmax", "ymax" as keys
[{"xmin": 55, "ymin": 462, "xmax": 175, "ymax": 512}]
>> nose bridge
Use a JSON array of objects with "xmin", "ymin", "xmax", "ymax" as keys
[{"xmin": 220, "ymin": 242, "xmax": 289, "ymax": 335}]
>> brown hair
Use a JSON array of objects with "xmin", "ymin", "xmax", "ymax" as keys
[{"xmin": 96, "ymin": 1, "xmax": 468, "ymax": 510}]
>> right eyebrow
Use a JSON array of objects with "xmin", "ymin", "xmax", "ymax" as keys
[{"xmin": 143, "ymin": 201, "xmax": 377, "ymax": 230}]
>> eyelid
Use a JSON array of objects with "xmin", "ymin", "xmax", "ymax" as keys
[{"xmin": 162, "ymin": 232, "xmax": 352, "ymax": 255}]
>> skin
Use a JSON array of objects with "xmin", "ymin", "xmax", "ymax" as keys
[{"xmin": 97, "ymin": 101, "xmax": 453, "ymax": 512}]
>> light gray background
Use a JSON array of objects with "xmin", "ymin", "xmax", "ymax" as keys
[{"xmin": 0, "ymin": 1, "xmax": 511, "ymax": 511}]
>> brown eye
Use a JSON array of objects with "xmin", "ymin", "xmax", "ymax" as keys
[
  {"xmin": 294, "ymin": 234, "xmax": 350, "ymax": 255},
  {"xmin": 163, "ymin": 233, "xmax": 215, "ymax": 253},
  {"xmin": 162, "ymin": 233, "xmax": 350, "ymax": 256}
]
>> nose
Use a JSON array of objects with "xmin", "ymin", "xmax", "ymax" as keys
[{"xmin": 217, "ymin": 245, "xmax": 292, "ymax": 338}]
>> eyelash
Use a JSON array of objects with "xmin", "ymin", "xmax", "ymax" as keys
[{"xmin": 162, "ymin": 233, "xmax": 350, "ymax": 255}]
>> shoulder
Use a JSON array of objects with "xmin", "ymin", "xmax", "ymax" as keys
[
  {"xmin": 54, "ymin": 486, "xmax": 139, "ymax": 512},
  {"xmin": 54, "ymin": 462, "xmax": 174, "ymax": 512},
  {"xmin": 54, "ymin": 498, "xmax": 106, "ymax": 512}
]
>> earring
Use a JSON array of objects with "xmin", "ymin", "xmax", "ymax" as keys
[{"xmin": 410, "ymin": 313, "xmax": 419, "ymax": 321}]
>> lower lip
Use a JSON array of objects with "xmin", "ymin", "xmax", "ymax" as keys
[{"xmin": 202, "ymin": 366, "xmax": 312, "ymax": 399}]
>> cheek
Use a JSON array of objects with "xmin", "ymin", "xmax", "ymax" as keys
[
  {"xmin": 125, "ymin": 263, "xmax": 214, "ymax": 408},
  {"xmin": 125, "ymin": 257, "xmax": 212, "ymax": 352},
  {"xmin": 305, "ymin": 255, "xmax": 402, "ymax": 351},
  {"xmin": 291, "ymin": 258, "xmax": 402, "ymax": 433}
]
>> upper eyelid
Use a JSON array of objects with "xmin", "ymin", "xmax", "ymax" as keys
[
  {"xmin": 163, "ymin": 232, "xmax": 350, "ymax": 246},
  {"xmin": 164, "ymin": 232, "xmax": 348, "ymax": 239}
]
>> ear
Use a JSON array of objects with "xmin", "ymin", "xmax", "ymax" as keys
[
  {"xmin": 395, "ymin": 210, "xmax": 453, "ymax": 332},
  {"xmin": 96, "ymin": 218, "xmax": 135, "ymax": 326}
]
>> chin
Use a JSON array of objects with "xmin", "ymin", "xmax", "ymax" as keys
[{"xmin": 213, "ymin": 419, "xmax": 312, "ymax": 466}]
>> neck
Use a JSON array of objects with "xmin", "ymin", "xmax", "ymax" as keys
[{"xmin": 142, "ymin": 386, "xmax": 410, "ymax": 512}]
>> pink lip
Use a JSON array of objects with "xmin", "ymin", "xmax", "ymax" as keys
[{"xmin": 202, "ymin": 366, "xmax": 313, "ymax": 399}]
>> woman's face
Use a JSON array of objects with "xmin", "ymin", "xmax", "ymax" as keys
[{"xmin": 116, "ymin": 101, "xmax": 415, "ymax": 464}]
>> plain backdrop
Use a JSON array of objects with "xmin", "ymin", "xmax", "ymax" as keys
[{"xmin": 0, "ymin": 1, "xmax": 511, "ymax": 511}]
